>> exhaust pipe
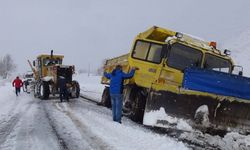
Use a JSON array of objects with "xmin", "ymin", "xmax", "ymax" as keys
[{"xmin": 51, "ymin": 50, "xmax": 53, "ymax": 58}]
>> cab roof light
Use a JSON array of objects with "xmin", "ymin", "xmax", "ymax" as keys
[
  {"xmin": 209, "ymin": 41, "xmax": 217, "ymax": 49},
  {"xmin": 224, "ymin": 49, "xmax": 231, "ymax": 56}
]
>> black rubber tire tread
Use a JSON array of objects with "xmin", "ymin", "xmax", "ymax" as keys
[
  {"xmin": 40, "ymin": 81, "xmax": 50, "ymax": 100},
  {"xmin": 101, "ymin": 87, "xmax": 111, "ymax": 108},
  {"xmin": 129, "ymin": 87, "xmax": 147, "ymax": 123},
  {"xmin": 72, "ymin": 80, "xmax": 80, "ymax": 98},
  {"xmin": 34, "ymin": 82, "xmax": 39, "ymax": 98}
]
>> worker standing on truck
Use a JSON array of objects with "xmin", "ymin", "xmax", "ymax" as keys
[
  {"xmin": 104, "ymin": 65, "xmax": 138, "ymax": 123},
  {"xmin": 12, "ymin": 76, "xmax": 23, "ymax": 96},
  {"xmin": 59, "ymin": 76, "xmax": 69, "ymax": 102}
]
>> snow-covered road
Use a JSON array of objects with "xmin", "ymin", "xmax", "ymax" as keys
[
  {"xmin": 0, "ymin": 82, "xmax": 61, "ymax": 150},
  {"xmin": 0, "ymin": 80, "xmax": 188, "ymax": 150}
]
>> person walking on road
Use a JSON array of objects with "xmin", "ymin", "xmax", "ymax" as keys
[
  {"xmin": 104, "ymin": 65, "xmax": 138, "ymax": 123},
  {"xmin": 59, "ymin": 76, "xmax": 69, "ymax": 102},
  {"xmin": 12, "ymin": 76, "xmax": 23, "ymax": 96}
]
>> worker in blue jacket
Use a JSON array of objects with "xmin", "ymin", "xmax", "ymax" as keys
[{"xmin": 104, "ymin": 65, "xmax": 138, "ymax": 123}]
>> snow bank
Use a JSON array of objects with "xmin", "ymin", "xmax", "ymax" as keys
[
  {"xmin": 74, "ymin": 73, "xmax": 105, "ymax": 101},
  {"xmin": 143, "ymin": 107, "xmax": 193, "ymax": 131}
]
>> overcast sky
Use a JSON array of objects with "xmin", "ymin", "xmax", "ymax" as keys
[{"xmin": 1, "ymin": 0, "xmax": 250, "ymax": 73}]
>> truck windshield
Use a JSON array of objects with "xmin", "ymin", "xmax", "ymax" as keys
[
  {"xmin": 204, "ymin": 54, "xmax": 232, "ymax": 73},
  {"xmin": 43, "ymin": 58, "xmax": 62, "ymax": 66},
  {"xmin": 132, "ymin": 40, "xmax": 163, "ymax": 64},
  {"xmin": 167, "ymin": 43, "xmax": 202, "ymax": 71}
]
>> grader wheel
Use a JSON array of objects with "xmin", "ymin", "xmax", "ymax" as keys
[{"xmin": 39, "ymin": 81, "xmax": 50, "ymax": 100}]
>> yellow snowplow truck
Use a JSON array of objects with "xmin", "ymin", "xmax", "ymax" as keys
[
  {"xmin": 101, "ymin": 26, "xmax": 250, "ymax": 134},
  {"xmin": 29, "ymin": 50, "xmax": 80, "ymax": 100}
]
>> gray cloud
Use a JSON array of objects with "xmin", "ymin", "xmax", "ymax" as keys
[{"xmin": 0, "ymin": 0, "xmax": 250, "ymax": 73}]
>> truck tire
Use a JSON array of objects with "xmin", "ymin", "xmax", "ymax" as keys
[
  {"xmin": 34, "ymin": 82, "xmax": 39, "ymax": 98},
  {"xmin": 71, "ymin": 80, "xmax": 80, "ymax": 98},
  {"xmin": 100, "ymin": 87, "xmax": 111, "ymax": 108},
  {"xmin": 129, "ymin": 87, "xmax": 147, "ymax": 123},
  {"xmin": 39, "ymin": 81, "xmax": 50, "ymax": 100}
]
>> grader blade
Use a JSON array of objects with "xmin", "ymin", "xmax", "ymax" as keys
[{"xmin": 143, "ymin": 68, "xmax": 250, "ymax": 134}]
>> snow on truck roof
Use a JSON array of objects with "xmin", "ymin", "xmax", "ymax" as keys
[
  {"xmin": 138, "ymin": 26, "xmax": 223, "ymax": 53},
  {"xmin": 37, "ymin": 54, "xmax": 64, "ymax": 58}
]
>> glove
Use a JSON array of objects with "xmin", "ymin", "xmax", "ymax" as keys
[{"xmin": 132, "ymin": 67, "xmax": 139, "ymax": 70}]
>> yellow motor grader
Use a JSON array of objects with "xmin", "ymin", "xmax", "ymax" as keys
[{"xmin": 28, "ymin": 50, "xmax": 80, "ymax": 100}]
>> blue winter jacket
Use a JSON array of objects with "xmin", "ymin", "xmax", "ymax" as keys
[{"xmin": 104, "ymin": 69, "xmax": 135, "ymax": 94}]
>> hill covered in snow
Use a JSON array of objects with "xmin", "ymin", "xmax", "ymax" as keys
[{"xmin": 223, "ymin": 28, "xmax": 250, "ymax": 77}]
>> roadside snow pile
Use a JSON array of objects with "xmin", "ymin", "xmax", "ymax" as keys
[
  {"xmin": 223, "ymin": 28, "xmax": 250, "ymax": 77},
  {"xmin": 143, "ymin": 107, "xmax": 193, "ymax": 131},
  {"xmin": 222, "ymin": 132, "xmax": 250, "ymax": 149},
  {"xmin": 73, "ymin": 73, "xmax": 105, "ymax": 101},
  {"xmin": 194, "ymin": 105, "xmax": 209, "ymax": 127},
  {"xmin": 180, "ymin": 131, "xmax": 250, "ymax": 150}
]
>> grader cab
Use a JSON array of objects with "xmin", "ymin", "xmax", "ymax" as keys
[{"xmin": 29, "ymin": 50, "xmax": 80, "ymax": 100}]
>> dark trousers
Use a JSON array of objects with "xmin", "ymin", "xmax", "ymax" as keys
[
  {"xmin": 15, "ymin": 87, "xmax": 21, "ymax": 96},
  {"xmin": 60, "ymin": 88, "xmax": 69, "ymax": 102}
]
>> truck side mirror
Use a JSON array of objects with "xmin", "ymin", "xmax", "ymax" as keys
[
  {"xmin": 239, "ymin": 71, "xmax": 243, "ymax": 76},
  {"xmin": 232, "ymin": 65, "xmax": 243, "ymax": 76},
  {"xmin": 33, "ymin": 61, "xmax": 35, "ymax": 66}
]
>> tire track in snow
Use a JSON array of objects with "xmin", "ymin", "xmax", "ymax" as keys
[
  {"xmin": 0, "ymin": 98, "xmax": 35, "ymax": 146},
  {"xmin": 53, "ymin": 102, "xmax": 112, "ymax": 150},
  {"xmin": 0, "ymin": 113, "xmax": 21, "ymax": 145},
  {"xmin": 43, "ymin": 103, "xmax": 69, "ymax": 150}
]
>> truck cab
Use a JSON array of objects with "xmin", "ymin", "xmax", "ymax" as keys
[
  {"xmin": 35, "ymin": 54, "xmax": 64, "ymax": 78},
  {"xmin": 129, "ymin": 26, "xmax": 234, "ymax": 89}
]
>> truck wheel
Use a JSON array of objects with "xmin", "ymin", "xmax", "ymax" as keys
[
  {"xmin": 39, "ymin": 81, "xmax": 50, "ymax": 100},
  {"xmin": 34, "ymin": 82, "xmax": 39, "ymax": 98},
  {"xmin": 100, "ymin": 87, "xmax": 111, "ymax": 108},
  {"xmin": 129, "ymin": 88, "xmax": 147, "ymax": 123},
  {"xmin": 71, "ymin": 80, "xmax": 80, "ymax": 98}
]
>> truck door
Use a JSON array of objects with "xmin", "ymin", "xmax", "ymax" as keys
[
  {"xmin": 162, "ymin": 43, "xmax": 203, "ymax": 87},
  {"xmin": 131, "ymin": 40, "xmax": 164, "ymax": 87}
]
